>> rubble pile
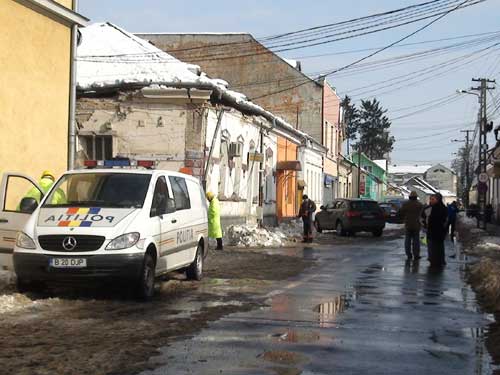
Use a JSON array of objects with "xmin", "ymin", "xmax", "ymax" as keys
[
  {"xmin": 225, "ymin": 221, "xmax": 302, "ymax": 248},
  {"xmin": 0, "ymin": 271, "xmax": 14, "ymax": 291},
  {"xmin": 469, "ymin": 258, "xmax": 500, "ymax": 310}
]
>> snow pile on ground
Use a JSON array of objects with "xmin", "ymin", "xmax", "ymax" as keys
[
  {"xmin": 476, "ymin": 236, "xmax": 500, "ymax": 252},
  {"xmin": 225, "ymin": 221, "xmax": 302, "ymax": 248},
  {"xmin": 385, "ymin": 223, "xmax": 404, "ymax": 230},
  {"xmin": 0, "ymin": 294, "xmax": 61, "ymax": 314}
]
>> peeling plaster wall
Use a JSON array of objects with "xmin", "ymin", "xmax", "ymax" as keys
[{"xmin": 76, "ymin": 97, "xmax": 195, "ymax": 172}]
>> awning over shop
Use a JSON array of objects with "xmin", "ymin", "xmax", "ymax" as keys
[{"xmin": 276, "ymin": 160, "xmax": 302, "ymax": 171}]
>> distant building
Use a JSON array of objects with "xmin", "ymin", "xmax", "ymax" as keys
[
  {"xmin": 404, "ymin": 176, "xmax": 456, "ymax": 204},
  {"xmin": 387, "ymin": 165, "xmax": 431, "ymax": 185},
  {"xmin": 424, "ymin": 163, "xmax": 457, "ymax": 194}
]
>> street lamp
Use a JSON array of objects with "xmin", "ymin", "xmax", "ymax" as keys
[{"xmin": 456, "ymin": 89, "xmax": 479, "ymax": 97}]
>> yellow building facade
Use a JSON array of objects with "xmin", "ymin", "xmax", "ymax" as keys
[{"xmin": 0, "ymin": 0, "xmax": 87, "ymax": 180}]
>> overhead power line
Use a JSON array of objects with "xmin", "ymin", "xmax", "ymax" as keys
[{"xmin": 250, "ymin": 0, "xmax": 481, "ymax": 101}]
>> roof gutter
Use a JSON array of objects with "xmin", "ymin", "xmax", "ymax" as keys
[{"xmin": 16, "ymin": 0, "xmax": 88, "ymax": 26}]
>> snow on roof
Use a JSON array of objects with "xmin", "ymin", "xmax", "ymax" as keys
[
  {"xmin": 283, "ymin": 58, "xmax": 300, "ymax": 70},
  {"xmin": 373, "ymin": 159, "xmax": 387, "ymax": 171},
  {"xmin": 388, "ymin": 165, "xmax": 431, "ymax": 175},
  {"xmin": 439, "ymin": 190, "xmax": 456, "ymax": 197},
  {"xmin": 77, "ymin": 22, "xmax": 319, "ymax": 147},
  {"xmin": 77, "ymin": 23, "xmax": 206, "ymax": 91}
]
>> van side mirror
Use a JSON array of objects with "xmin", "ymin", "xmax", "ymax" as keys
[
  {"xmin": 166, "ymin": 198, "xmax": 176, "ymax": 213},
  {"xmin": 20, "ymin": 197, "xmax": 38, "ymax": 214}
]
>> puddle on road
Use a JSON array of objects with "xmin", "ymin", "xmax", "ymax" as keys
[
  {"xmin": 361, "ymin": 264, "xmax": 386, "ymax": 274},
  {"xmin": 272, "ymin": 329, "xmax": 321, "ymax": 344},
  {"xmin": 259, "ymin": 350, "xmax": 306, "ymax": 365},
  {"xmin": 313, "ymin": 294, "xmax": 352, "ymax": 327},
  {"xmin": 314, "ymin": 295, "xmax": 350, "ymax": 315}
]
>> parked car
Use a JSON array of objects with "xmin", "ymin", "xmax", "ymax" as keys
[
  {"xmin": 379, "ymin": 201, "xmax": 404, "ymax": 224},
  {"xmin": 0, "ymin": 160, "xmax": 208, "ymax": 300},
  {"xmin": 314, "ymin": 198, "xmax": 385, "ymax": 237}
]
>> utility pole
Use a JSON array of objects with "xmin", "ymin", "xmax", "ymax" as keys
[
  {"xmin": 471, "ymin": 78, "xmax": 495, "ymax": 229},
  {"xmin": 357, "ymin": 146, "xmax": 361, "ymax": 198},
  {"xmin": 460, "ymin": 129, "xmax": 473, "ymax": 208}
]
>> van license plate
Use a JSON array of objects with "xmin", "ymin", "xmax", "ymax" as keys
[{"xmin": 50, "ymin": 258, "xmax": 87, "ymax": 268}]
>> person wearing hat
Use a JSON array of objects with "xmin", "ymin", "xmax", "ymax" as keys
[
  {"xmin": 206, "ymin": 191, "xmax": 223, "ymax": 250},
  {"xmin": 399, "ymin": 191, "xmax": 424, "ymax": 260},
  {"xmin": 19, "ymin": 170, "xmax": 65, "ymax": 209},
  {"xmin": 298, "ymin": 194, "xmax": 316, "ymax": 243}
]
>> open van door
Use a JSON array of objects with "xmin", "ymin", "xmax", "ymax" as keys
[{"xmin": 0, "ymin": 172, "xmax": 42, "ymax": 271}]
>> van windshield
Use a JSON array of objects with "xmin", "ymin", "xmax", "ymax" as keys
[{"xmin": 42, "ymin": 173, "xmax": 152, "ymax": 208}]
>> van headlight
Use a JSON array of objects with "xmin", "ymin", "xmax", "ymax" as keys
[
  {"xmin": 106, "ymin": 233, "xmax": 140, "ymax": 250},
  {"xmin": 16, "ymin": 232, "xmax": 36, "ymax": 249}
]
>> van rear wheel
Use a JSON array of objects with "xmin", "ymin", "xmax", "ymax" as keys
[
  {"xmin": 137, "ymin": 253, "xmax": 155, "ymax": 301},
  {"xmin": 186, "ymin": 244, "xmax": 203, "ymax": 281}
]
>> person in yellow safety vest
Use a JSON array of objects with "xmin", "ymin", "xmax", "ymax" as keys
[
  {"xmin": 19, "ymin": 170, "xmax": 66, "ymax": 209},
  {"xmin": 206, "ymin": 191, "xmax": 223, "ymax": 250}
]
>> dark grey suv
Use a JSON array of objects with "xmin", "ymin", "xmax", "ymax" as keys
[{"xmin": 314, "ymin": 198, "xmax": 385, "ymax": 237}]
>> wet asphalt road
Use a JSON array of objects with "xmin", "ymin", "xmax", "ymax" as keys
[{"xmin": 141, "ymin": 233, "xmax": 496, "ymax": 375}]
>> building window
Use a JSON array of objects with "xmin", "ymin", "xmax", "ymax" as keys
[{"xmin": 80, "ymin": 135, "xmax": 112, "ymax": 160}]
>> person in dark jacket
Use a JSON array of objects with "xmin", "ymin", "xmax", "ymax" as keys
[
  {"xmin": 399, "ymin": 191, "xmax": 424, "ymax": 260},
  {"xmin": 423, "ymin": 193, "xmax": 448, "ymax": 267},
  {"xmin": 447, "ymin": 201, "xmax": 459, "ymax": 241},
  {"xmin": 298, "ymin": 194, "xmax": 317, "ymax": 243}
]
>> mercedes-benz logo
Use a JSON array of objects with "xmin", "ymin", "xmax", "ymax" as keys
[{"xmin": 62, "ymin": 236, "xmax": 77, "ymax": 251}]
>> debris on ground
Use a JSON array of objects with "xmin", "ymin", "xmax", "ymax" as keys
[
  {"xmin": 224, "ymin": 221, "xmax": 303, "ymax": 248},
  {"xmin": 458, "ymin": 214, "xmax": 500, "ymax": 310},
  {"xmin": 0, "ymin": 271, "xmax": 14, "ymax": 292},
  {"xmin": 469, "ymin": 258, "xmax": 500, "ymax": 311}
]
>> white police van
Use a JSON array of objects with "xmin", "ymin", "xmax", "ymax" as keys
[{"xmin": 0, "ymin": 160, "xmax": 208, "ymax": 299}]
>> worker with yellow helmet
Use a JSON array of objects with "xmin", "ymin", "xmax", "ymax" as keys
[
  {"xmin": 206, "ymin": 191, "xmax": 223, "ymax": 250},
  {"xmin": 19, "ymin": 170, "xmax": 66, "ymax": 209}
]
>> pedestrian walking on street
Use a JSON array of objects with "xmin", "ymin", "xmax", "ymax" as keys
[
  {"xmin": 206, "ymin": 191, "xmax": 223, "ymax": 250},
  {"xmin": 422, "ymin": 193, "xmax": 448, "ymax": 268},
  {"xmin": 447, "ymin": 201, "xmax": 458, "ymax": 241},
  {"xmin": 298, "ymin": 194, "xmax": 316, "ymax": 243},
  {"xmin": 399, "ymin": 191, "xmax": 423, "ymax": 261}
]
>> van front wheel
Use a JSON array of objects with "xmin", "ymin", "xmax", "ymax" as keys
[
  {"xmin": 137, "ymin": 253, "xmax": 156, "ymax": 301},
  {"xmin": 186, "ymin": 244, "xmax": 203, "ymax": 281}
]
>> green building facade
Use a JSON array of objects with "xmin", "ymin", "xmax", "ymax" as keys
[{"xmin": 350, "ymin": 152, "xmax": 387, "ymax": 201}]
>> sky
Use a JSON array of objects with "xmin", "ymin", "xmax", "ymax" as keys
[{"xmin": 78, "ymin": 0, "xmax": 500, "ymax": 167}]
